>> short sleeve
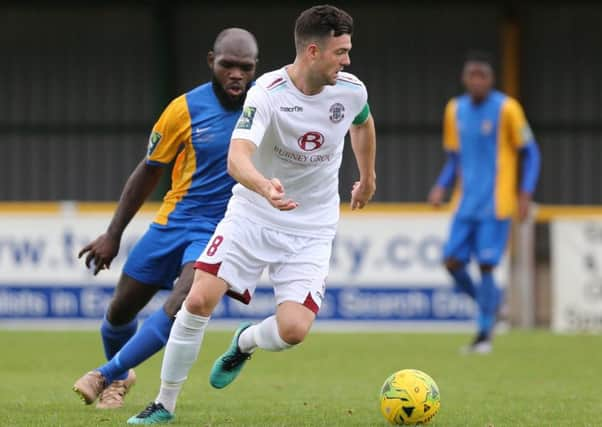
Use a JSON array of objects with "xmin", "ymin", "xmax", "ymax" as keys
[
  {"xmin": 146, "ymin": 95, "xmax": 191, "ymax": 165},
  {"xmin": 352, "ymin": 103, "xmax": 370, "ymax": 125},
  {"xmin": 503, "ymin": 98, "xmax": 534, "ymax": 149},
  {"xmin": 443, "ymin": 99, "xmax": 459, "ymax": 152},
  {"xmin": 231, "ymin": 85, "xmax": 272, "ymax": 147},
  {"xmin": 352, "ymin": 81, "xmax": 370, "ymax": 124}
]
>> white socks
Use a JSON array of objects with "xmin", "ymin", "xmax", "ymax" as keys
[
  {"xmin": 238, "ymin": 315, "xmax": 293, "ymax": 353},
  {"xmin": 156, "ymin": 305, "xmax": 209, "ymax": 414}
]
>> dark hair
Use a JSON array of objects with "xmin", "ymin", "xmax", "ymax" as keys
[
  {"xmin": 294, "ymin": 5, "xmax": 353, "ymax": 53},
  {"xmin": 464, "ymin": 50, "xmax": 495, "ymax": 69}
]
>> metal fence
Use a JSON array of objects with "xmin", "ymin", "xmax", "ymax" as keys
[{"xmin": 2, "ymin": 2, "xmax": 601, "ymax": 203}]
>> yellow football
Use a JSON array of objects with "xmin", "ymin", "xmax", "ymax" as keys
[{"xmin": 379, "ymin": 369, "xmax": 441, "ymax": 425}]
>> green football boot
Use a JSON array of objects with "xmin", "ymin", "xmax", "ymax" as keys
[
  {"xmin": 209, "ymin": 322, "xmax": 253, "ymax": 389},
  {"xmin": 127, "ymin": 402, "xmax": 174, "ymax": 425}
]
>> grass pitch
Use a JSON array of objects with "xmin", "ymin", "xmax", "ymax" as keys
[{"xmin": 0, "ymin": 329, "xmax": 599, "ymax": 426}]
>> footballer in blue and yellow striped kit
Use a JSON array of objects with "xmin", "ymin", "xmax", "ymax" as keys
[
  {"xmin": 73, "ymin": 29, "xmax": 258, "ymax": 408},
  {"xmin": 429, "ymin": 52, "xmax": 540, "ymax": 353},
  {"xmin": 124, "ymin": 83, "xmax": 242, "ymax": 286}
]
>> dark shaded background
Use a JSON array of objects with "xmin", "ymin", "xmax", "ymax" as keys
[{"xmin": 3, "ymin": 1, "xmax": 601, "ymax": 203}]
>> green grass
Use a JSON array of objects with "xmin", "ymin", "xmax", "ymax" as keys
[{"xmin": 0, "ymin": 330, "xmax": 599, "ymax": 426}]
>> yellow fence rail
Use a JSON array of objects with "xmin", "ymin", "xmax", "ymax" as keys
[{"xmin": 1, "ymin": 202, "xmax": 602, "ymax": 223}]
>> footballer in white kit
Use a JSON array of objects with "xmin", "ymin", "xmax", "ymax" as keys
[
  {"xmin": 195, "ymin": 67, "xmax": 370, "ymax": 313},
  {"xmin": 128, "ymin": 6, "xmax": 376, "ymax": 423}
]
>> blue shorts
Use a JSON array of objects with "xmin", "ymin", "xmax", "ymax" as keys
[
  {"xmin": 123, "ymin": 221, "xmax": 216, "ymax": 289},
  {"xmin": 443, "ymin": 216, "xmax": 511, "ymax": 266}
]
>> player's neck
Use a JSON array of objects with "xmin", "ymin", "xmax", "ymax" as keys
[
  {"xmin": 469, "ymin": 90, "xmax": 492, "ymax": 105},
  {"xmin": 286, "ymin": 62, "xmax": 324, "ymax": 96}
]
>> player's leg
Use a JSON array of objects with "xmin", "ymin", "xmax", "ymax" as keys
[
  {"xmin": 214, "ymin": 233, "xmax": 327, "ymax": 388},
  {"xmin": 74, "ymin": 224, "xmax": 185, "ymax": 406},
  {"xmin": 94, "ymin": 263, "xmax": 195, "ymax": 410},
  {"xmin": 472, "ymin": 218, "xmax": 511, "ymax": 352},
  {"xmin": 101, "ymin": 274, "xmax": 159, "ymax": 370},
  {"xmin": 211, "ymin": 301, "xmax": 316, "ymax": 390},
  {"xmin": 129, "ymin": 217, "xmax": 253, "ymax": 423},
  {"xmin": 94, "ymin": 226, "xmax": 212, "ymax": 402},
  {"xmin": 234, "ymin": 299, "xmax": 315, "ymax": 357},
  {"xmin": 73, "ymin": 273, "xmax": 157, "ymax": 405},
  {"xmin": 443, "ymin": 216, "xmax": 476, "ymax": 299},
  {"xmin": 128, "ymin": 269, "xmax": 228, "ymax": 424},
  {"xmin": 209, "ymin": 225, "xmax": 300, "ymax": 389}
]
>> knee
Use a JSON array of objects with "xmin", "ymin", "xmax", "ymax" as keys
[
  {"xmin": 444, "ymin": 258, "xmax": 463, "ymax": 273},
  {"xmin": 163, "ymin": 288, "xmax": 187, "ymax": 318},
  {"xmin": 183, "ymin": 293, "xmax": 214, "ymax": 317},
  {"xmin": 105, "ymin": 298, "xmax": 135, "ymax": 326},
  {"xmin": 479, "ymin": 263, "xmax": 495, "ymax": 274},
  {"xmin": 278, "ymin": 320, "xmax": 312, "ymax": 345},
  {"xmin": 183, "ymin": 272, "xmax": 225, "ymax": 317}
]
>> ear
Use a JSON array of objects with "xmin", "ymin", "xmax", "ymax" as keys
[
  {"xmin": 207, "ymin": 51, "xmax": 215, "ymax": 70},
  {"xmin": 307, "ymin": 43, "xmax": 320, "ymax": 60}
]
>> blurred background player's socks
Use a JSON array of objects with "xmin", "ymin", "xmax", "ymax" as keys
[
  {"xmin": 98, "ymin": 308, "xmax": 173, "ymax": 384},
  {"xmin": 100, "ymin": 315, "xmax": 137, "ymax": 380},
  {"xmin": 450, "ymin": 266, "xmax": 476, "ymax": 299},
  {"xmin": 477, "ymin": 271, "xmax": 498, "ymax": 336}
]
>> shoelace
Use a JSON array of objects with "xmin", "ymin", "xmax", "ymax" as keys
[
  {"xmin": 99, "ymin": 381, "xmax": 127, "ymax": 402},
  {"xmin": 138, "ymin": 402, "xmax": 163, "ymax": 418},
  {"xmin": 222, "ymin": 351, "xmax": 250, "ymax": 371},
  {"xmin": 89, "ymin": 372, "xmax": 107, "ymax": 390}
]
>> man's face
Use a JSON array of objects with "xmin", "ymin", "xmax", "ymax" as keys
[
  {"xmin": 210, "ymin": 52, "xmax": 257, "ymax": 101},
  {"xmin": 312, "ymin": 34, "xmax": 352, "ymax": 85},
  {"xmin": 462, "ymin": 61, "xmax": 494, "ymax": 101}
]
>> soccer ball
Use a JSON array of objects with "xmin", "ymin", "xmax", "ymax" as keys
[{"xmin": 379, "ymin": 369, "xmax": 440, "ymax": 425}]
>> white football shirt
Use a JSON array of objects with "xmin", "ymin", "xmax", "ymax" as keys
[{"xmin": 229, "ymin": 67, "xmax": 368, "ymax": 238}]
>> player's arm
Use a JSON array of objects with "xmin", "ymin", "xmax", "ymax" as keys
[
  {"xmin": 348, "ymin": 106, "xmax": 376, "ymax": 210},
  {"xmin": 228, "ymin": 85, "xmax": 296, "ymax": 211},
  {"xmin": 78, "ymin": 160, "xmax": 163, "ymax": 274},
  {"xmin": 228, "ymin": 139, "xmax": 298, "ymax": 211},
  {"xmin": 429, "ymin": 152, "xmax": 458, "ymax": 207},
  {"xmin": 429, "ymin": 99, "xmax": 459, "ymax": 207},
  {"xmin": 518, "ymin": 141, "xmax": 541, "ymax": 220},
  {"xmin": 507, "ymin": 98, "xmax": 541, "ymax": 220},
  {"xmin": 79, "ymin": 96, "xmax": 188, "ymax": 274}
]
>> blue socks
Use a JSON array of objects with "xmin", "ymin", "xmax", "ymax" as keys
[
  {"xmin": 449, "ymin": 267, "xmax": 502, "ymax": 338},
  {"xmin": 100, "ymin": 315, "xmax": 138, "ymax": 363},
  {"xmin": 98, "ymin": 308, "xmax": 174, "ymax": 384},
  {"xmin": 477, "ymin": 271, "xmax": 501, "ymax": 336},
  {"xmin": 450, "ymin": 266, "xmax": 477, "ymax": 299}
]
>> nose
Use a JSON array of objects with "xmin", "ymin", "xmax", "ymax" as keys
[
  {"xmin": 229, "ymin": 67, "xmax": 243, "ymax": 80},
  {"xmin": 341, "ymin": 53, "xmax": 351, "ymax": 67}
]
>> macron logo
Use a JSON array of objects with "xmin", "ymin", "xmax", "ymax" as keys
[{"xmin": 280, "ymin": 106, "xmax": 303, "ymax": 112}]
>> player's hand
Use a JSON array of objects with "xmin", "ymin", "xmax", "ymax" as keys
[
  {"xmin": 518, "ymin": 192, "xmax": 532, "ymax": 222},
  {"xmin": 350, "ymin": 179, "xmax": 375, "ymax": 210},
  {"xmin": 78, "ymin": 232, "xmax": 121, "ymax": 275},
  {"xmin": 428, "ymin": 186, "xmax": 446, "ymax": 208},
  {"xmin": 264, "ymin": 178, "xmax": 298, "ymax": 211}
]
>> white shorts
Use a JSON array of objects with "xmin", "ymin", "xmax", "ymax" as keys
[{"xmin": 194, "ymin": 213, "xmax": 332, "ymax": 314}]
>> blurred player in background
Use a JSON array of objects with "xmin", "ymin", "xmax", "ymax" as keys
[
  {"xmin": 128, "ymin": 5, "xmax": 376, "ymax": 424},
  {"xmin": 72, "ymin": 28, "xmax": 258, "ymax": 409},
  {"xmin": 428, "ymin": 51, "xmax": 541, "ymax": 353}
]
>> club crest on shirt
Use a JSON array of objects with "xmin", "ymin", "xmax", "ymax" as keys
[
  {"xmin": 236, "ymin": 106, "xmax": 257, "ymax": 130},
  {"xmin": 481, "ymin": 119, "xmax": 493, "ymax": 135},
  {"xmin": 147, "ymin": 131, "xmax": 162, "ymax": 155},
  {"xmin": 329, "ymin": 103, "xmax": 345, "ymax": 123}
]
